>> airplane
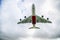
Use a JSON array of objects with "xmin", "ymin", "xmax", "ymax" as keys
[{"xmin": 17, "ymin": 4, "xmax": 52, "ymax": 29}]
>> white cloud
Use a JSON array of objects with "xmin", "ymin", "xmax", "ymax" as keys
[{"xmin": 1, "ymin": 0, "xmax": 60, "ymax": 40}]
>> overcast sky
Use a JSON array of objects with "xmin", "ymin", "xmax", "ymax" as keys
[{"xmin": 1, "ymin": 0, "xmax": 60, "ymax": 40}]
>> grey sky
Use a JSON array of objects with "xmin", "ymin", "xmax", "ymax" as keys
[{"xmin": 1, "ymin": 0, "xmax": 60, "ymax": 40}]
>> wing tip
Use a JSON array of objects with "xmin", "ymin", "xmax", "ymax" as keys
[
  {"xmin": 17, "ymin": 22, "xmax": 21, "ymax": 24},
  {"xmin": 48, "ymin": 21, "xmax": 52, "ymax": 23}
]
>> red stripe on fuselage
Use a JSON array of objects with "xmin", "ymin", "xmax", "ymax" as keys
[{"xmin": 32, "ymin": 16, "xmax": 36, "ymax": 24}]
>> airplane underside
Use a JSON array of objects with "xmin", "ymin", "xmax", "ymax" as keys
[{"xmin": 17, "ymin": 4, "xmax": 52, "ymax": 29}]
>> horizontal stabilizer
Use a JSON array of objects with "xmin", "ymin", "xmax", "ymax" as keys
[{"xmin": 29, "ymin": 27, "xmax": 40, "ymax": 29}]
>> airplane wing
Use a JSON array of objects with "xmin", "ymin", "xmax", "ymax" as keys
[
  {"xmin": 17, "ymin": 16, "xmax": 32, "ymax": 24},
  {"xmin": 17, "ymin": 15, "xmax": 52, "ymax": 24},
  {"xmin": 36, "ymin": 16, "xmax": 52, "ymax": 23}
]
